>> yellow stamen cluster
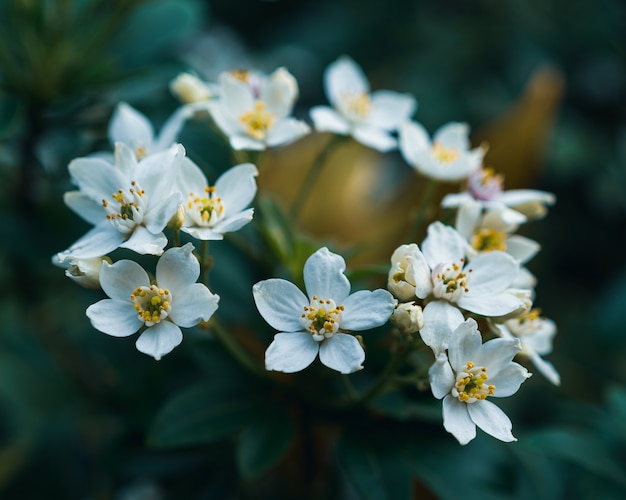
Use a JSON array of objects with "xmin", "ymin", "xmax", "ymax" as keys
[
  {"xmin": 300, "ymin": 295, "xmax": 345, "ymax": 341},
  {"xmin": 230, "ymin": 69, "xmax": 250, "ymax": 82},
  {"xmin": 342, "ymin": 92, "xmax": 371, "ymax": 119},
  {"xmin": 135, "ymin": 146, "xmax": 147, "ymax": 160},
  {"xmin": 471, "ymin": 229, "xmax": 508, "ymax": 252},
  {"xmin": 187, "ymin": 186, "xmax": 225, "ymax": 226},
  {"xmin": 239, "ymin": 102, "xmax": 275, "ymax": 140},
  {"xmin": 478, "ymin": 167, "xmax": 504, "ymax": 187},
  {"xmin": 131, "ymin": 285, "xmax": 172, "ymax": 327},
  {"xmin": 455, "ymin": 361, "xmax": 496, "ymax": 402},
  {"xmin": 519, "ymin": 308, "xmax": 542, "ymax": 324},
  {"xmin": 432, "ymin": 141, "xmax": 459, "ymax": 164},
  {"xmin": 103, "ymin": 181, "xmax": 145, "ymax": 223},
  {"xmin": 438, "ymin": 261, "xmax": 469, "ymax": 295}
]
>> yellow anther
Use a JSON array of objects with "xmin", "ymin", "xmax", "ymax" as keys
[
  {"xmin": 471, "ymin": 229, "xmax": 508, "ymax": 252},
  {"xmin": 432, "ymin": 141, "xmax": 459, "ymax": 163},
  {"xmin": 239, "ymin": 101, "xmax": 275, "ymax": 140}
]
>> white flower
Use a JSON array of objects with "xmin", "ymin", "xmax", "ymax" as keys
[
  {"xmin": 206, "ymin": 67, "xmax": 310, "ymax": 151},
  {"xmin": 170, "ymin": 72, "xmax": 216, "ymax": 104},
  {"xmin": 399, "ymin": 121, "xmax": 485, "ymax": 181},
  {"xmin": 390, "ymin": 302, "xmax": 424, "ymax": 335},
  {"xmin": 53, "ymin": 255, "xmax": 110, "ymax": 289},
  {"xmin": 442, "ymin": 167, "xmax": 556, "ymax": 221},
  {"xmin": 253, "ymin": 247, "xmax": 396, "ymax": 374},
  {"xmin": 310, "ymin": 56, "xmax": 416, "ymax": 152},
  {"xmin": 176, "ymin": 160, "xmax": 258, "ymax": 240},
  {"xmin": 492, "ymin": 309, "xmax": 560, "ymax": 386},
  {"xmin": 56, "ymin": 143, "xmax": 184, "ymax": 259},
  {"xmin": 429, "ymin": 318, "xmax": 531, "ymax": 445},
  {"xmin": 86, "ymin": 243, "xmax": 219, "ymax": 360}
]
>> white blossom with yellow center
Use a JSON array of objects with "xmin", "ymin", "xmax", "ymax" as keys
[
  {"xmin": 253, "ymin": 247, "xmax": 395, "ymax": 374},
  {"xmin": 86, "ymin": 243, "xmax": 219, "ymax": 360},
  {"xmin": 310, "ymin": 56, "xmax": 417, "ymax": 152},
  {"xmin": 429, "ymin": 318, "xmax": 531, "ymax": 445}
]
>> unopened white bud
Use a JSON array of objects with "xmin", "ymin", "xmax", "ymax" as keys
[
  {"xmin": 170, "ymin": 73, "xmax": 213, "ymax": 104},
  {"xmin": 390, "ymin": 302, "xmax": 424, "ymax": 334},
  {"xmin": 62, "ymin": 256, "xmax": 111, "ymax": 289}
]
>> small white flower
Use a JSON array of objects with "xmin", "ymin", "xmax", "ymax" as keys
[
  {"xmin": 56, "ymin": 143, "xmax": 184, "ymax": 259},
  {"xmin": 310, "ymin": 56, "xmax": 416, "ymax": 152},
  {"xmin": 86, "ymin": 243, "xmax": 219, "ymax": 360},
  {"xmin": 207, "ymin": 67, "xmax": 310, "ymax": 151},
  {"xmin": 428, "ymin": 318, "xmax": 531, "ymax": 445},
  {"xmin": 492, "ymin": 309, "xmax": 560, "ymax": 386},
  {"xmin": 53, "ymin": 255, "xmax": 111, "ymax": 289},
  {"xmin": 399, "ymin": 121, "xmax": 485, "ymax": 181},
  {"xmin": 390, "ymin": 302, "xmax": 424, "ymax": 335},
  {"xmin": 253, "ymin": 247, "xmax": 396, "ymax": 374},
  {"xmin": 176, "ymin": 160, "xmax": 258, "ymax": 240},
  {"xmin": 170, "ymin": 72, "xmax": 216, "ymax": 104}
]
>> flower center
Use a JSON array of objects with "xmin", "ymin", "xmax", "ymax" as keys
[
  {"xmin": 432, "ymin": 260, "xmax": 470, "ymax": 302},
  {"xmin": 432, "ymin": 141, "xmax": 459, "ymax": 164},
  {"xmin": 507, "ymin": 308, "xmax": 544, "ymax": 337},
  {"xmin": 471, "ymin": 229, "xmax": 508, "ymax": 252},
  {"xmin": 135, "ymin": 145, "xmax": 148, "ymax": 160},
  {"xmin": 239, "ymin": 101, "xmax": 275, "ymax": 140},
  {"xmin": 341, "ymin": 92, "xmax": 371, "ymax": 120},
  {"xmin": 453, "ymin": 361, "xmax": 496, "ymax": 403},
  {"xmin": 468, "ymin": 167, "xmax": 504, "ymax": 201},
  {"xmin": 102, "ymin": 181, "xmax": 146, "ymax": 234},
  {"xmin": 187, "ymin": 186, "xmax": 225, "ymax": 227},
  {"xmin": 300, "ymin": 295, "xmax": 344, "ymax": 341},
  {"xmin": 131, "ymin": 285, "xmax": 172, "ymax": 327}
]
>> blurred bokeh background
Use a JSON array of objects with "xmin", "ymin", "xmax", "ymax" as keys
[{"xmin": 1, "ymin": 0, "xmax": 625, "ymax": 498}]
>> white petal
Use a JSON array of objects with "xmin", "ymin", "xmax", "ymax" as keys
[
  {"xmin": 455, "ymin": 199, "xmax": 482, "ymax": 240},
  {"xmin": 169, "ymin": 283, "xmax": 219, "ymax": 328},
  {"xmin": 215, "ymin": 163, "xmax": 258, "ymax": 217},
  {"xmin": 440, "ymin": 192, "xmax": 473, "ymax": 209},
  {"xmin": 136, "ymin": 145, "xmax": 184, "ymax": 206},
  {"xmin": 433, "ymin": 122, "xmax": 470, "ymax": 150},
  {"xmin": 180, "ymin": 226, "xmax": 225, "ymax": 241},
  {"xmin": 206, "ymin": 100, "xmax": 242, "ymax": 138},
  {"xmin": 319, "ymin": 333, "xmax": 365, "ymax": 374},
  {"xmin": 266, "ymin": 118, "xmax": 310, "ymax": 148},
  {"xmin": 422, "ymin": 222, "xmax": 467, "ymax": 268},
  {"xmin": 325, "ymin": 56, "xmax": 370, "ymax": 110},
  {"xmin": 176, "ymin": 157, "xmax": 207, "ymax": 200},
  {"xmin": 145, "ymin": 192, "xmax": 183, "ymax": 234},
  {"xmin": 68, "ymin": 157, "xmax": 127, "ymax": 201},
  {"xmin": 119, "ymin": 226, "xmax": 168, "ymax": 256},
  {"xmin": 465, "ymin": 252, "xmax": 518, "ymax": 295},
  {"xmin": 341, "ymin": 289, "xmax": 395, "ymax": 330},
  {"xmin": 474, "ymin": 337, "xmax": 522, "ymax": 377},
  {"xmin": 86, "ymin": 299, "xmax": 142, "ymax": 337},
  {"xmin": 528, "ymin": 351, "xmax": 561, "ymax": 386},
  {"xmin": 108, "ymin": 102, "xmax": 154, "ymax": 151},
  {"xmin": 154, "ymin": 104, "xmax": 198, "ymax": 152},
  {"xmin": 498, "ymin": 189, "xmax": 556, "ymax": 207},
  {"xmin": 63, "ymin": 191, "xmax": 104, "ymax": 225},
  {"xmin": 310, "ymin": 106, "xmax": 350, "ymax": 134},
  {"xmin": 60, "ymin": 223, "xmax": 126, "ymax": 259},
  {"xmin": 459, "ymin": 291, "xmax": 525, "ymax": 317},
  {"xmin": 265, "ymin": 332, "xmax": 319, "ymax": 373},
  {"xmin": 219, "ymin": 72, "xmax": 255, "ymax": 117},
  {"xmin": 303, "ymin": 247, "xmax": 351, "ymax": 302},
  {"xmin": 230, "ymin": 134, "xmax": 265, "ymax": 151},
  {"xmin": 447, "ymin": 318, "xmax": 481, "ymax": 372},
  {"xmin": 209, "ymin": 209, "xmax": 254, "ymax": 235},
  {"xmin": 261, "ymin": 67, "xmax": 298, "ymax": 117},
  {"xmin": 367, "ymin": 90, "xmax": 417, "ymax": 130},
  {"xmin": 442, "ymin": 395, "xmax": 476, "ymax": 445},
  {"xmin": 135, "ymin": 321, "xmax": 183, "ymax": 360},
  {"xmin": 352, "ymin": 124, "xmax": 397, "ymax": 152},
  {"xmin": 506, "ymin": 235, "xmax": 540, "ymax": 264},
  {"xmin": 253, "ymin": 279, "xmax": 308, "ymax": 332},
  {"xmin": 488, "ymin": 362, "xmax": 531, "ymax": 397},
  {"xmin": 429, "ymin": 353, "xmax": 455, "ymax": 399},
  {"xmin": 155, "ymin": 243, "xmax": 199, "ymax": 294},
  {"xmin": 100, "ymin": 259, "xmax": 150, "ymax": 301},
  {"xmin": 467, "ymin": 399, "xmax": 516, "ymax": 442},
  {"xmin": 420, "ymin": 301, "xmax": 465, "ymax": 356},
  {"xmin": 113, "ymin": 142, "xmax": 138, "ymax": 178},
  {"xmin": 399, "ymin": 120, "xmax": 430, "ymax": 167}
]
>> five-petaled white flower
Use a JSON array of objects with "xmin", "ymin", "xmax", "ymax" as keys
[
  {"xmin": 206, "ymin": 67, "xmax": 310, "ymax": 151},
  {"xmin": 175, "ymin": 160, "xmax": 258, "ymax": 240},
  {"xmin": 429, "ymin": 318, "xmax": 531, "ymax": 445},
  {"xmin": 56, "ymin": 142, "xmax": 184, "ymax": 260},
  {"xmin": 310, "ymin": 56, "xmax": 417, "ymax": 152},
  {"xmin": 399, "ymin": 121, "xmax": 485, "ymax": 181},
  {"xmin": 253, "ymin": 247, "xmax": 396, "ymax": 374},
  {"xmin": 86, "ymin": 243, "xmax": 219, "ymax": 360}
]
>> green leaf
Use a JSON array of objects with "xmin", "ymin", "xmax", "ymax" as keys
[
  {"xmin": 148, "ymin": 379, "xmax": 260, "ymax": 449},
  {"xmin": 370, "ymin": 391, "xmax": 442, "ymax": 423},
  {"xmin": 235, "ymin": 405, "xmax": 296, "ymax": 480}
]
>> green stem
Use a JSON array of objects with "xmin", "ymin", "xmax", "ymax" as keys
[
  {"xmin": 410, "ymin": 177, "xmax": 439, "ymax": 242},
  {"xmin": 211, "ymin": 319, "xmax": 266, "ymax": 377},
  {"xmin": 289, "ymin": 134, "xmax": 345, "ymax": 222}
]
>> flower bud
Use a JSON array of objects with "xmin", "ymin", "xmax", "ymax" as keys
[
  {"xmin": 269, "ymin": 67, "xmax": 299, "ymax": 106},
  {"xmin": 388, "ymin": 243, "xmax": 425, "ymax": 301},
  {"xmin": 61, "ymin": 256, "xmax": 111, "ymax": 289},
  {"xmin": 390, "ymin": 302, "xmax": 424, "ymax": 335},
  {"xmin": 170, "ymin": 73, "xmax": 213, "ymax": 104},
  {"xmin": 167, "ymin": 204, "xmax": 186, "ymax": 231}
]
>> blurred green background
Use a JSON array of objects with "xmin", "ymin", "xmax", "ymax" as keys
[{"xmin": 1, "ymin": 0, "xmax": 625, "ymax": 498}]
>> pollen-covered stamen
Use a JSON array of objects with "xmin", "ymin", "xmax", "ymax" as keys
[
  {"xmin": 300, "ymin": 295, "xmax": 345, "ymax": 341},
  {"xmin": 452, "ymin": 361, "xmax": 496, "ymax": 403},
  {"xmin": 131, "ymin": 285, "xmax": 172, "ymax": 327},
  {"xmin": 431, "ymin": 260, "xmax": 471, "ymax": 302},
  {"xmin": 239, "ymin": 101, "xmax": 275, "ymax": 140},
  {"xmin": 102, "ymin": 181, "xmax": 146, "ymax": 234},
  {"xmin": 471, "ymin": 228, "xmax": 508, "ymax": 252},
  {"xmin": 135, "ymin": 145, "xmax": 147, "ymax": 160},
  {"xmin": 468, "ymin": 167, "xmax": 504, "ymax": 201},
  {"xmin": 432, "ymin": 141, "xmax": 459, "ymax": 164},
  {"xmin": 340, "ymin": 91, "xmax": 371, "ymax": 121},
  {"xmin": 187, "ymin": 185, "xmax": 225, "ymax": 227},
  {"xmin": 508, "ymin": 308, "xmax": 544, "ymax": 336}
]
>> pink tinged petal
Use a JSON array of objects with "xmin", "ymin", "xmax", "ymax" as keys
[
  {"xmin": 155, "ymin": 243, "xmax": 200, "ymax": 294},
  {"xmin": 455, "ymin": 200, "xmax": 482, "ymax": 240},
  {"xmin": 100, "ymin": 259, "xmax": 150, "ymax": 300},
  {"xmin": 60, "ymin": 223, "xmax": 126, "ymax": 259},
  {"xmin": 352, "ymin": 124, "xmax": 397, "ymax": 152},
  {"xmin": 341, "ymin": 289, "xmax": 395, "ymax": 331},
  {"xmin": 303, "ymin": 247, "xmax": 351, "ymax": 302},
  {"xmin": 64, "ymin": 191, "xmax": 104, "ymax": 225},
  {"xmin": 219, "ymin": 73, "xmax": 255, "ymax": 117},
  {"xmin": 447, "ymin": 319, "xmax": 481, "ymax": 372},
  {"xmin": 265, "ymin": 332, "xmax": 319, "ymax": 373},
  {"xmin": 119, "ymin": 226, "xmax": 168, "ymax": 255},
  {"xmin": 464, "ymin": 252, "xmax": 518, "ymax": 295},
  {"xmin": 210, "ymin": 209, "xmax": 254, "ymax": 235},
  {"xmin": 113, "ymin": 142, "xmax": 138, "ymax": 178},
  {"xmin": 399, "ymin": 120, "xmax": 430, "ymax": 167},
  {"xmin": 169, "ymin": 283, "xmax": 219, "ymax": 328},
  {"xmin": 108, "ymin": 102, "xmax": 155, "ymax": 150},
  {"xmin": 135, "ymin": 145, "xmax": 184, "ymax": 205},
  {"xmin": 528, "ymin": 351, "xmax": 561, "ymax": 386},
  {"xmin": 319, "ymin": 333, "xmax": 365, "ymax": 374},
  {"xmin": 422, "ymin": 222, "xmax": 467, "ymax": 268},
  {"xmin": 215, "ymin": 163, "xmax": 258, "ymax": 216},
  {"xmin": 474, "ymin": 337, "xmax": 522, "ymax": 377},
  {"xmin": 488, "ymin": 362, "xmax": 531, "ymax": 397},
  {"xmin": 68, "ymin": 157, "xmax": 128, "ymax": 201},
  {"xmin": 253, "ymin": 279, "xmax": 308, "ymax": 332},
  {"xmin": 325, "ymin": 56, "xmax": 370, "ymax": 110},
  {"xmin": 429, "ymin": 353, "xmax": 455, "ymax": 399},
  {"xmin": 367, "ymin": 90, "xmax": 417, "ymax": 130},
  {"xmin": 310, "ymin": 106, "xmax": 351, "ymax": 134},
  {"xmin": 459, "ymin": 291, "xmax": 526, "ymax": 317},
  {"xmin": 176, "ymin": 157, "xmax": 207, "ymax": 199},
  {"xmin": 86, "ymin": 299, "xmax": 142, "ymax": 337},
  {"xmin": 230, "ymin": 134, "xmax": 265, "ymax": 151},
  {"xmin": 506, "ymin": 235, "xmax": 540, "ymax": 264},
  {"xmin": 433, "ymin": 122, "xmax": 470, "ymax": 150},
  {"xmin": 467, "ymin": 399, "xmax": 516, "ymax": 442},
  {"xmin": 144, "ymin": 191, "xmax": 183, "ymax": 234},
  {"xmin": 420, "ymin": 301, "xmax": 465, "ymax": 356},
  {"xmin": 135, "ymin": 321, "xmax": 183, "ymax": 360},
  {"xmin": 266, "ymin": 118, "xmax": 310, "ymax": 148},
  {"xmin": 180, "ymin": 226, "xmax": 224, "ymax": 241},
  {"xmin": 442, "ymin": 395, "xmax": 476, "ymax": 445}
]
